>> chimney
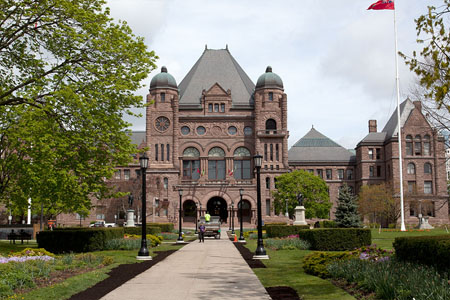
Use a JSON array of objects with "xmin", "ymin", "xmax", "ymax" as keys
[
  {"xmin": 413, "ymin": 100, "xmax": 422, "ymax": 111},
  {"xmin": 369, "ymin": 120, "xmax": 377, "ymax": 133}
]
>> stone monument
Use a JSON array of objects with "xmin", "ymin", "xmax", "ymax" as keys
[
  {"xmin": 416, "ymin": 213, "xmax": 434, "ymax": 230},
  {"xmin": 293, "ymin": 192, "xmax": 307, "ymax": 226},
  {"xmin": 125, "ymin": 195, "xmax": 136, "ymax": 227}
]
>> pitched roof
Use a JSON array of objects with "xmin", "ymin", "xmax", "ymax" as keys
[
  {"xmin": 359, "ymin": 132, "xmax": 387, "ymax": 144},
  {"xmin": 178, "ymin": 48, "xmax": 255, "ymax": 106},
  {"xmin": 129, "ymin": 131, "xmax": 146, "ymax": 146},
  {"xmin": 288, "ymin": 127, "xmax": 356, "ymax": 163},
  {"xmin": 382, "ymin": 99, "xmax": 415, "ymax": 138}
]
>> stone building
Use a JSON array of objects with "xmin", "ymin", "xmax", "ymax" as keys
[{"xmin": 54, "ymin": 47, "xmax": 448, "ymax": 227}]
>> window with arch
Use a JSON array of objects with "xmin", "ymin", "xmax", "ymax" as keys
[
  {"xmin": 182, "ymin": 147, "xmax": 200, "ymax": 180},
  {"xmin": 405, "ymin": 135, "xmax": 413, "ymax": 155},
  {"xmin": 407, "ymin": 163, "xmax": 416, "ymax": 175},
  {"xmin": 163, "ymin": 177, "xmax": 168, "ymax": 189},
  {"xmin": 424, "ymin": 163, "xmax": 432, "ymax": 174},
  {"xmin": 265, "ymin": 119, "xmax": 277, "ymax": 133},
  {"xmin": 233, "ymin": 147, "xmax": 251, "ymax": 179},
  {"xmin": 423, "ymin": 134, "xmax": 431, "ymax": 156},
  {"xmin": 414, "ymin": 135, "xmax": 422, "ymax": 155},
  {"xmin": 208, "ymin": 147, "xmax": 225, "ymax": 180}
]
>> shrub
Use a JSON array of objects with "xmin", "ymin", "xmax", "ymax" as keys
[
  {"xmin": 37, "ymin": 228, "xmax": 124, "ymax": 253},
  {"xmin": 262, "ymin": 222, "xmax": 287, "ymax": 230},
  {"xmin": 265, "ymin": 237, "xmax": 310, "ymax": 250},
  {"xmin": 303, "ymin": 251, "xmax": 353, "ymax": 278},
  {"xmin": 299, "ymin": 228, "xmax": 371, "ymax": 251},
  {"xmin": 160, "ymin": 232, "xmax": 179, "ymax": 240},
  {"xmin": 328, "ymin": 258, "xmax": 450, "ymax": 300},
  {"xmin": 393, "ymin": 235, "xmax": 450, "ymax": 270},
  {"xmin": 313, "ymin": 220, "xmax": 337, "ymax": 228},
  {"xmin": 148, "ymin": 223, "xmax": 173, "ymax": 232},
  {"xmin": 124, "ymin": 226, "xmax": 161, "ymax": 235},
  {"xmin": 14, "ymin": 248, "xmax": 55, "ymax": 258},
  {"xmin": 265, "ymin": 225, "xmax": 310, "ymax": 238}
]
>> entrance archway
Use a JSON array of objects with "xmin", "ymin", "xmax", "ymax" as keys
[
  {"xmin": 238, "ymin": 200, "xmax": 252, "ymax": 223},
  {"xmin": 207, "ymin": 197, "xmax": 228, "ymax": 223},
  {"xmin": 183, "ymin": 200, "xmax": 197, "ymax": 223}
]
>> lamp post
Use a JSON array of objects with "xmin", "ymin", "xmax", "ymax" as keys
[
  {"xmin": 137, "ymin": 153, "xmax": 151, "ymax": 260},
  {"xmin": 253, "ymin": 154, "xmax": 268, "ymax": 259},
  {"xmin": 195, "ymin": 201, "xmax": 198, "ymax": 234},
  {"xmin": 238, "ymin": 189, "xmax": 245, "ymax": 242},
  {"xmin": 285, "ymin": 198, "xmax": 289, "ymax": 218},
  {"xmin": 177, "ymin": 189, "xmax": 184, "ymax": 243},
  {"xmin": 231, "ymin": 201, "xmax": 235, "ymax": 235},
  {"xmin": 229, "ymin": 205, "xmax": 232, "ymax": 230}
]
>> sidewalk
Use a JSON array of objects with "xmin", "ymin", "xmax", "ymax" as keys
[{"xmin": 100, "ymin": 230, "xmax": 271, "ymax": 300}]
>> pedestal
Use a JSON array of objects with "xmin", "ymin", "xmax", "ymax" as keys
[
  {"xmin": 293, "ymin": 206, "xmax": 307, "ymax": 226},
  {"xmin": 126, "ymin": 209, "xmax": 135, "ymax": 227},
  {"xmin": 417, "ymin": 214, "xmax": 434, "ymax": 229}
]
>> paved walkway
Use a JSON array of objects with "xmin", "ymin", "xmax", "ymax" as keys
[{"xmin": 100, "ymin": 230, "xmax": 271, "ymax": 300}]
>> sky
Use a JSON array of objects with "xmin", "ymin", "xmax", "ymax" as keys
[{"xmin": 106, "ymin": 0, "xmax": 442, "ymax": 149}]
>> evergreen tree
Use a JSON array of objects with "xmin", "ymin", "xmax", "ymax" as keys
[{"xmin": 334, "ymin": 184, "xmax": 361, "ymax": 228}]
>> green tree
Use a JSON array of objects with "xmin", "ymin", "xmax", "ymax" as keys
[
  {"xmin": 358, "ymin": 183, "xmax": 400, "ymax": 227},
  {"xmin": 401, "ymin": 1, "xmax": 450, "ymax": 112},
  {"xmin": 272, "ymin": 170, "xmax": 331, "ymax": 219},
  {"xmin": 334, "ymin": 185, "xmax": 361, "ymax": 228},
  {"xmin": 0, "ymin": 0, "xmax": 157, "ymax": 214}
]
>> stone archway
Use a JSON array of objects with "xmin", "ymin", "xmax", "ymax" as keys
[
  {"xmin": 183, "ymin": 200, "xmax": 197, "ymax": 223},
  {"xmin": 237, "ymin": 199, "xmax": 252, "ymax": 223},
  {"xmin": 207, "ymin": 197, "xmax": 228, "ymax": 223}
]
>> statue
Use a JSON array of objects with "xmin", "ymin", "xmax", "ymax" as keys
[
  {"xmin": 297, "ymin": 193, "xmax": 303, "ymax": 206},
  {"xmin": 128, "ymin": 194, "xmax": 134, "ymax": 208}
]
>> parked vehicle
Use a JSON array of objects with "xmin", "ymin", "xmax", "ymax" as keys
[
  {"xmin": 199, "ymin": 216, "xmax": 221, "ymax": 239},
  {"xmin": 89, "ymin": 221, "xmax": 116, "ymax": 228}
]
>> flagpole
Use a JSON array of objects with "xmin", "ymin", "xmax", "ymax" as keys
[{"xmin": 393, "ymin": 3, "xmax": 406, "ymax": 231}]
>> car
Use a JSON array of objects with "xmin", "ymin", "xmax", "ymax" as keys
[{"xmin": 89, "ymin": 221, "xmax": 116, "ymax": 228}]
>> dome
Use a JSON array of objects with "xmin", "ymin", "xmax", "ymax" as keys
[
  {"xmin": 255, "ymin": 66, "xmax": 283, "ymax": 90},
  {"xmin": 150, "ymin": 66, "xmax": 178, "ymax": 91}
]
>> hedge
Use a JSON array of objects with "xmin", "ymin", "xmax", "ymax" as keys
[
  {"xmin": 148, "ymin": 223, "xmax": 174, "ymax": 232},
  {"xmin": 393, "ymin": 235, "xmax": 450, "ymax": 270},
  {"xmin": 265, "ymin": 225, "xmax": 310, "ymax": 238},
  {"xmin": 313, "ymin": 220, "xmax": 337, "ymax": 228},
  {"xmin": 37, "ymin": 228, "xmax": 124, "ymax": 253},
  {"xmin": 303, "ymin": 251, "xmax": 353, "ymax": 278},
  {"xmin": 298, "ymin": 228, "xmax": 371, "ymax": 251},
  {"xmin": 124, "ymin": 226, "xmax": 161, "ymax": 235}
]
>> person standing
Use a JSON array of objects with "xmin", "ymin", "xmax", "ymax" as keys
[{"xmin": 198, "ymin": 223, "xmax": 206, "ymax": 243}]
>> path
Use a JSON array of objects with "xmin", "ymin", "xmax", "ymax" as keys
[{"xmin": 100, "ymin": 230, "xmax": 271, "ymax": 300}]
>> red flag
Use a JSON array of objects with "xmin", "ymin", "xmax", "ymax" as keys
[{"xmin": 368, "ymin": 0, "xmax": 394, "ymax": 10}]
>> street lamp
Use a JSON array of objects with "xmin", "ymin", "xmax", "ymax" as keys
[
  {"xmin": 285, "ymin": 198, "xmax": 289, "ymax": 218},
  {"xmin": 137, "ymin": 153, "xmax": 151, "ymax": 260},
  {"xmin": 231, "ymin": 201, "xmax": 235, "ymax": 235},
  {"xmin": 177, "ymin": 189, "xmax": 184, "ymax": 243},
  {"xmin": 238, "ymin": 189, "xmax": 245, "ymax": 242},
  {"xmin": 229, "ymin": 204, "xmax": 232, "ymax": 230},
  {"xmin": 253, "ymin": 154, "xmax": 268, "ymax": 259},
  {"xmin": 195, "ymin": 201, "xmax": 198, "ymax": 234}
]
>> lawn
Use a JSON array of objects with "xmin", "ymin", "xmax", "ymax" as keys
[
  {"xmin": 0, "ymin": 239, "xmax": 186, "ymax": 300},
  {"xmin": 244, "ymin": 240, "xmax": 355, "ymax": 300},
  {"xmin": 370, "ymin": 228, "xmax": 449, "ymax": 249}
]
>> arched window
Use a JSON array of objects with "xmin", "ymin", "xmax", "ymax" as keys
[
  {"xmin": 423, "ymin": 135, "xmax": 431, "ymax": 156},
  {"xmin": 182, "ymin": 147, "xmax": 200, "ymax": 180},
  {"xmin": 208, "ymin": 147, "xmax": 225, "ymax": 180},
  {"xmin": 265, "ymin": 119, "xmax": 277, "ymax": 133},
  {"xmin": 233, "ymin": 147, "xmax": 251, "ymax": 179},
  {"xmin": 414, "ymin": 135, "xmax": 422, "ymax": 155},
  {"xmin": 407, "ymin": 163, "xmax": 416, "ymax": 175},
  {"xmin": 424, "ymin": 163, "xmax": 432, "ymax": 174},
  {"xmin": 405, "ymin": 135, "xmax": 413, "ymax": 156},
  {"xmin": 163, "ymin": 177, "xmax": 168, "ymax": 189}
]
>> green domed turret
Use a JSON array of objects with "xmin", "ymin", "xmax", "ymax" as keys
[
  {"xmin": 255, "ymin": 66, "xmax": 283, "ymax": 90},
  {"xmin": 150, "ymin": 66, "xmax": 178, "ymax": 91}
]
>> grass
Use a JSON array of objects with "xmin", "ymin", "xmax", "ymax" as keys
[
  {"xmin": 0, "ymin": 241, "xmax": 185, "ymax": 300},
  {"xmin": 370, "ymin": 228, "xmax": 449, "ymax": 249},
  {"xmin": 244, "ymin": 240, "xmax": 355, "ymax": 300},
  {"xmin": 0, "ymin": 240, "xmax": 38, "ymax": 255}
]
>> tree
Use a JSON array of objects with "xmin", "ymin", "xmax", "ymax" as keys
[
  {"xmin": 401, "ymin": 1, "xmax": 450, "ymax": 113},
  {"xmin": 358, "ymin": 183, "xmax": 400, "ymax": 227},
  {"xmin": 334, "ymin": 185, "xmax": 361, "ymax": 228},
  {"xmin": 0, "ymin": 0, "xmax": 157, "ymax": 214},
  {"xmin": 272, "ymin": 170, "xmax": 331, "ymax": 219}
]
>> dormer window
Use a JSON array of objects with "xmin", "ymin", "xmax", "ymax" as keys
[
  {"xmin": 208, "ymin": 104, "xmax": 213, "ymax": 112},
  {"xmin": 268, "ymin": 92, "xmax": 273, "ymax": 101},
  {"xmin": 161, "ymin": 93, "xmax": 165, "ymax": 102}
]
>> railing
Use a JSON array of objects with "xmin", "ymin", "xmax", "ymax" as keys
[{"xmin": 256, "ymin": 130, "xmax": 288, "ymax": 137}]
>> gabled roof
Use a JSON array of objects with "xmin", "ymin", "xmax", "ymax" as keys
[
  {"xmin": 359, "ymin": 132, "xmax": 387, "ymax": 144},
  {"xmin": 129, "ymin": 131, "xmax": 146, "ymax": 146},
  {"xmin": 382, "ymin": 99, "xmax": 415, "ymax": 138},
  {"xmin": 288, "ymin": 127, "xmax": 356, "ymax": 163},
  {"xmin": 178, "ymin": 48, "xmax": 255, "ymax": 106}
]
